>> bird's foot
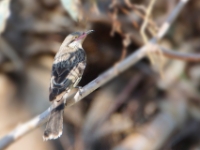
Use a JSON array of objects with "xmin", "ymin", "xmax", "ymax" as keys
[{"xmin": 75, "ymin": 86, "xmax": 83, "ymax": 96}]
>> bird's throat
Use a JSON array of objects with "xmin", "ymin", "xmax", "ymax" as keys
[{"xmin": 68, "ymin": 41, "xmax": 82, "ymax": 49}]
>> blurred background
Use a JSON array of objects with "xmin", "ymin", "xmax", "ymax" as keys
[{"xmin": 0, "ymin": 0, "xmax": 200, "ymax": 150}]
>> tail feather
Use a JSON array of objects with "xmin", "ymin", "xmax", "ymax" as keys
[{"xmin": 43, "ymin": 101, "xmax": 65, "ymax": 141}]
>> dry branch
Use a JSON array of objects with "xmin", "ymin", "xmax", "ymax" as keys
[
  {"xmin": 159, "ymin": 46, "xmax": 200, "ymax": 62},
  {"xmin": 0, "ymin": 0, "xmax": 190, "ymax": 149}
]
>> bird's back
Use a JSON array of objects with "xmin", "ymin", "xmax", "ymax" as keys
[{"xmin": 49, "ymin": 46, "xmax": 86, "ymax": 101}]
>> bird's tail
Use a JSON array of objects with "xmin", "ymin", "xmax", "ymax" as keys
[{"xmin": 43, "ymin": 100, "xmax": 65, "ymax": 141}]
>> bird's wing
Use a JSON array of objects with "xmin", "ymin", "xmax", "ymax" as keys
[{"xmin": 49, "ymin": 49, "xmax": 86, "ymax": 101}]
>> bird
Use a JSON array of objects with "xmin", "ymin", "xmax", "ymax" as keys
[{"xmin": 43, "ymin": 30, "xmax": 94, "ymax": 141}]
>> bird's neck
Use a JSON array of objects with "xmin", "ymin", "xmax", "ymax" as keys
[{"xmin": 68, "ymin": 42, "xmax": 83, "ymax": 49}]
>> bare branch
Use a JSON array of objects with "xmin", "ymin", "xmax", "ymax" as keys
[
  {"xmin": 159, "ymin": 46, "xmax": 200, "ymax": 62},
  {"xmin": 0, "ymin": 0, "xmax": 190, "ymax": 149}
]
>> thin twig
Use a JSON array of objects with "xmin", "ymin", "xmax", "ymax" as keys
[
  {"xmin": 140, "ymin": 0, "xmax": 157, "ymax": 43},
  {"xmin": 159, "ymin": 46, "xmax": 200, "ymax": 62},
  {"xmin": 139, "ymin": 0, "xmax": 165, "ymax": 79},
  {"xmin": 0, "ymin": 0, "xmax": 190, "ymax": 149},
  {"xmin": 140, "ymin": 0, "xmax": 158, "ymax": 73},
  {"xmin": 119, "ymin": 0, "xmax": 159, "ymax": 33}
]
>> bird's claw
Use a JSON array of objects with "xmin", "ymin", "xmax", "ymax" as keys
[{"xmin": 75, "ymin": 86, "xmax": 83, "ymax": 96}]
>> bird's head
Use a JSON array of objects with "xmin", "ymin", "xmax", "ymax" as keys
[{"xmin": 61, "ymin": 30, "xmax": 94, "ymax": 49}]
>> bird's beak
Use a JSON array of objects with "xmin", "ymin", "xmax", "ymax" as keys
[
  {"xmin": 75, "ymin": 30, "xmax": 94, "ymax": 42},
  {"xmin": 85, "ymin": 30, "xmax": 94, "ymax": 35}
]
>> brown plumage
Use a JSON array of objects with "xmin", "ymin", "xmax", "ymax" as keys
[{"xmin": 43, "ymin": 30, "xmax": 93, "ymax": 141}]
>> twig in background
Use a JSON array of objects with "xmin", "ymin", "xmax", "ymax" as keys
[
  {"xmin": 0, "ymin": 0, "xmax": 190, "ymax": 149},
  {"xmin": 120, "ymin": 33, "xmax": 131, "ymax": 60},
  {"xmin": 139, "ymin": 0, "xmax": 166, "ymax": 79},
  {"xmin": 140, "ymin": 0, "xmax": 165, "ymax": 77},
  {"xmin": 159, "ymin": 46, "xmax": 200, "ymax": 62},
  {"xmin": 89, "ymin": 0, "xmax": 100, "ymax": 15},
  {"xmin": 109, "ymin": 0, "xmax": 129, "ymax": 61},
  {"xmin": 140, "ymin": 0, "xmax": 157, "ymax": 43},
  {"xmin": 125, "ymin": 0, "xmax": 158, "ymax": 32},
  {"xmin": 0, "ymin": 37, "xmax": 23, "ymax": 71},
  {"xmin": 96, "ymin": 74, "xmax": 142, "ymax": 129},
  {"xmin": 113, "ymin": 90, "xmax": 188, "ymax": 150},
  {"xmin": 124, "ymin": 0, "xmax": 146, "ymax": 12},
  {"xmin": 109, "ymin": 0, "xmax": 122, "ymax": 36}
]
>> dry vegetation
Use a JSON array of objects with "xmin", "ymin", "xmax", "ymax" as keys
[{"xmin": 0, "ymin": 0, "xmax": 200, "ymax": 150}]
